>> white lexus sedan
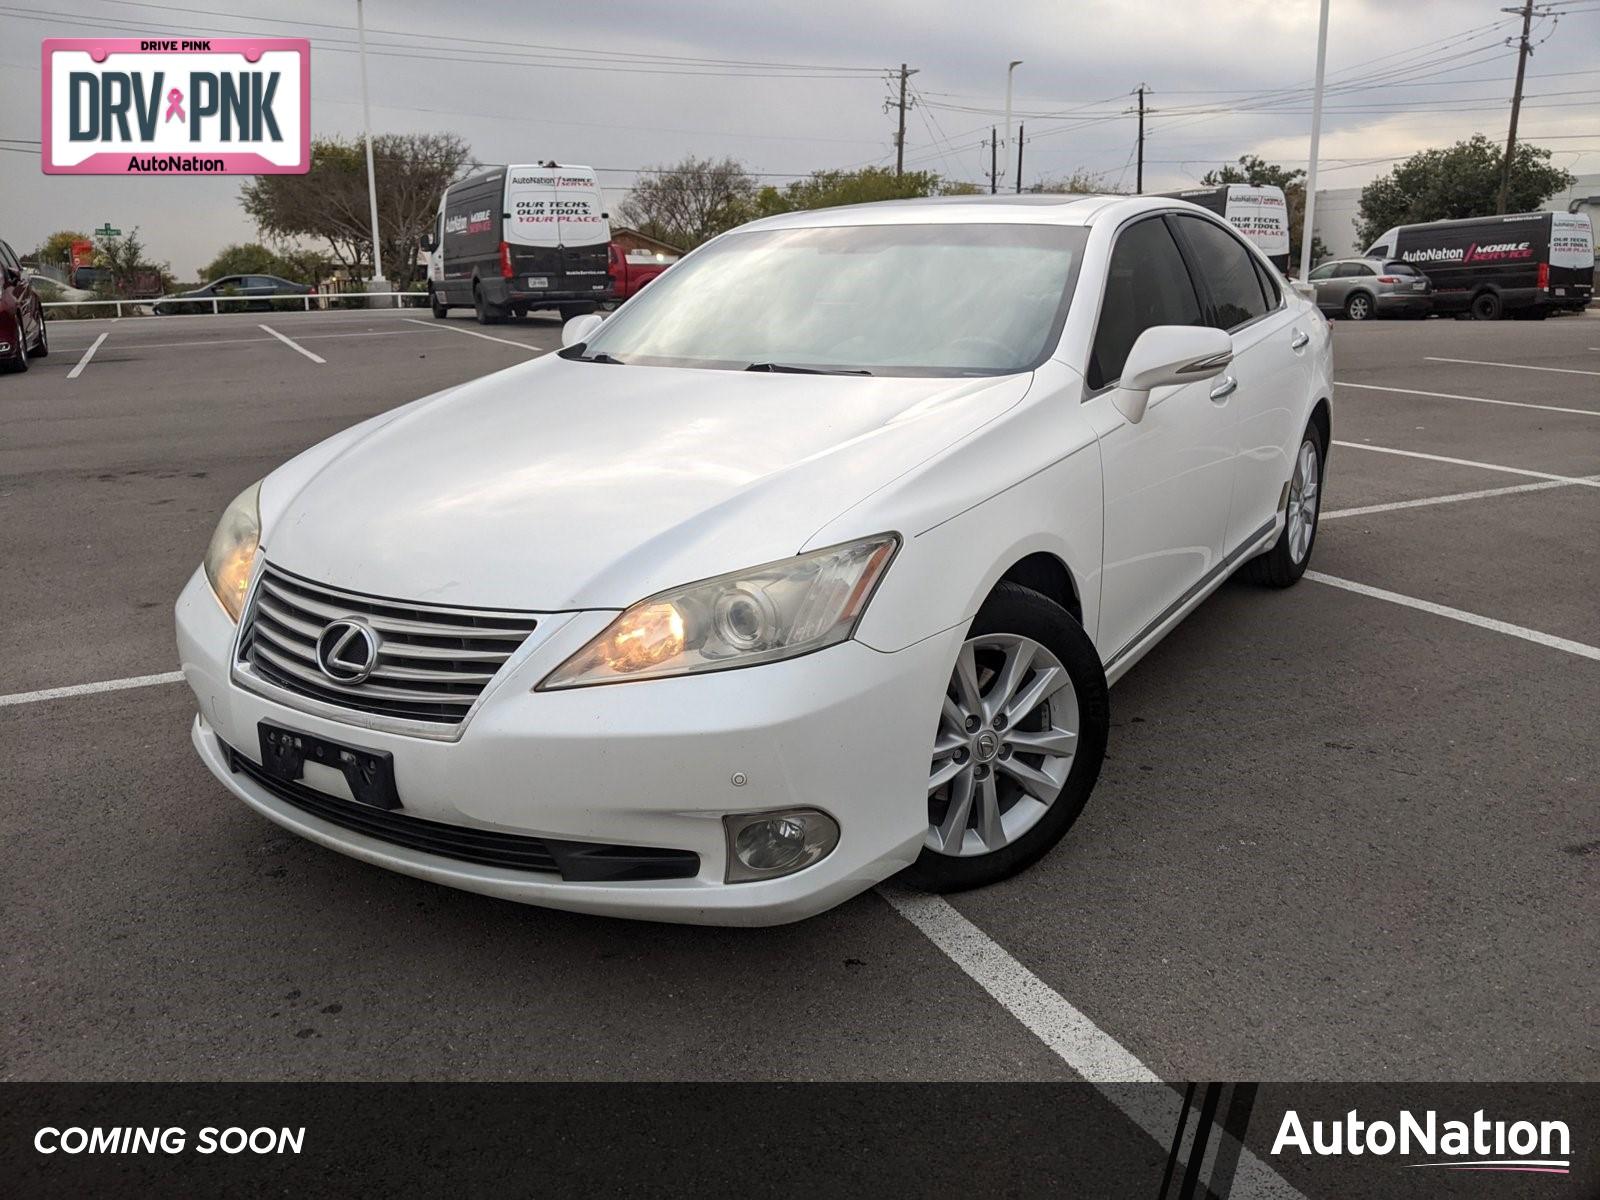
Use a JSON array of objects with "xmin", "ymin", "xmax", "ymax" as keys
[{"xmin": 175, "ymin": 194, "xmax": 1332, "ymax": 925}]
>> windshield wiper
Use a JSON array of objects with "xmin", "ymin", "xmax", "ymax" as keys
[
  {"xmin": 558, "ymin": 345, "xmax": 627, "ymax": 364},
  {"xmin": 744, "ymin": 362, "xmax": 872, "ymax": 376}
]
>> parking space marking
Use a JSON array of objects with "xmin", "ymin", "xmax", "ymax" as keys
[
  {"xmin": 47, "ymin": 330, "xmax": 421, "ymax": 354},
  {"xmin": 879, "ymin": 886, "xmax": 1306, "ymax": 1196},
  {"xmin": 401, "ymin": 317, "xmax": 546, "ymax": 352},
  {"xmin": 258, "ymin": 324, "xmax": 327, "ymax": 364},
  {"xmin": 65, "ymin": 331, "xmax": 108, "ymax": 379},
  {"xmin": 1323, "ymin": 476, "xmax": 1600, "ymax": 521},
  {"xmin": 1332, "ymin": 440, "xmax": 1600, "ymax": 488},
  {"xmin": 1305, "ymin": 573, "xmax": 1600, "ymax": 662},
  {"xmin": 878, "ymin": 884, "xmax": 1159, "ymax": 1082},
  {"xmin": 1424, "ymin": 356, "xmax": 1600, "ymax": 378},
  {"xmin": 0, "ymin": 671, "xmax": 184, "ymax": 708},
  {"xmin": 1335, "ymin": 380, "xmax": 1599, "ymax": 418}
]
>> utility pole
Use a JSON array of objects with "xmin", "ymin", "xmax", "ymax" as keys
[
  {"xmin": 1497, "ymin": 0, "xmax": 1536, "ymax": 214},
  {"xmin": 893, "ymin": 64, "xmax": 919, "ymax": 177},
  {"xmin": 355, "ymin": 0, "xmax": 385, "ymax": 289},
  {"xmin": 1299, "ymin": 0, "xmax": 1331, "ymax": 283},
  {"xmin": 1135, "ymin": 85, "xmax": 1146, "ymax": 194},
  {"xmin": 1003, "ymin": 60, "xmax": 1022, "ymax": 187},
  {"xmin": 990, "ymin": 127, "xmax": 998, "ymax": 194},
  {"xmin": 1016, "ymin": 123, "xmax": 1024, "ymax": 193}
]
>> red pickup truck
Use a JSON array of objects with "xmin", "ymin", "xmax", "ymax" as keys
[{"xmin": 608, "ymin": 244, "xmax": 676, "ymax": 302}]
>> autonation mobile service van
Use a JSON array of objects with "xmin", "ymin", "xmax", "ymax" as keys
[
  {"xmin": 1160, "ymin": 184, "xmax": 1291, "ymax": 271},
  {"xmin": 1364, "ymin": 210, "xmax": 1594, "ymax": 319},
  {"xmin": 423, "ymin": 163, "xmax": 611, "ymax": 323}
]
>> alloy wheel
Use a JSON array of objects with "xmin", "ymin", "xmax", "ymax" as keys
[
  {"xmin": 1347, "ymin": 295, "xmax": 1370, "ymax": 320},
  {"xmin": 927, "ymin": 634, "xmax": 1079, "ymax": 857},
  {"xmin": 1286, "ymin": 438, "xmax": 1320, "ymax": 564}
]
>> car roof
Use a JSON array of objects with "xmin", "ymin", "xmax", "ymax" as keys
[{"xmin": 738, "ymin": 193, "xmax": 1220, "ymax": 233}]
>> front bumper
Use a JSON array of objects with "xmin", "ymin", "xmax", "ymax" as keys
[{"xmin": 176, "ymin": 568, "xmax": 958, "ymax": 925}]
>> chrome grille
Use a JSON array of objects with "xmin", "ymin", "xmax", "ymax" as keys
[{"xmin": 237, "ymin": 563, "xmax": 539, "ymax": 728}]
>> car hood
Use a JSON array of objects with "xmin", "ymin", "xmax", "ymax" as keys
[{"xmin": 262, "ymin": 355, "xmax": 1031, "ymax": 610}]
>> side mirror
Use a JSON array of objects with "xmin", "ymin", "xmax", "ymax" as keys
[
  {"xmin": 561, "ymin": 312, "xmax": 604, "ymax": 348},
  {"xmin": 1112, "ymin": 325, "xmax": 1232, "ymax": 424},
  {"xmin": 419, "ymin": 233, "xmax": 437, "ymax": 253}
]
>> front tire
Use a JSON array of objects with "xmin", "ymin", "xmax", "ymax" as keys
[
  {"xmin": 31, "ymin": 315, "xmax": 48, "ymax": 358},
  {"xmin": 901, "ymin": 583, "xmax": 1108, "ymax": 893},
  {"xmin": 429, "ymin": 286, "xmax": 448, "ymax": 319},
  {"xmin": 1243, "ymin": 420, "xmax": 1325, "ymax": 587}
]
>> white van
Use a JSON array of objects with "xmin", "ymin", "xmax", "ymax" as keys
[
  {"xmin": 422, "ymin": 162, "xmax": 611, "ymax": 324},
  {"xmin": 1159, "ymin": 184, "xmax": 1292, "ymax": 271}
]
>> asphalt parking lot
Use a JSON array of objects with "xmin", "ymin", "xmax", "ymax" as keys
[{"xmin": 3, "ymin": 306, "xmax": 1596, "ymax": 1087}]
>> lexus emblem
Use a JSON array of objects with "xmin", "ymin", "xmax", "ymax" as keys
[{"xmin": 315, "ymin": 618, "xmax": 380, "ymax": 684}]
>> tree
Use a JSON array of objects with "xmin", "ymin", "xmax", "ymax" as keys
[
  {"xmin": 95, "ymin": 228, "xmax": 171, "ymax": 296},
  {"xmin": 1355, "ymin": 134, "xmax": 1574, "ymax": 247},
  {"xmin": 29, "ymin": 230, "xmax": 92, "ymax": 269},
  {"xmin": 1029, "ymin": 168, "xmax": 1128, "ymax": 195},
  {"xmin": 618, "ymin": 157, "xmax": 755, "ymax": 249},
  {"xmin": 200, "ymin": 242, "xmax": 333, "ymax": 284},
  {"xmin": 1201, "ymin": 155, "xmax": 1325, "ymax": 269},
  {"xmin": 750, "ymin": 166, "xmax": 944, "ymax": 217},
  {"xmin": 240, "ymin": 132, "xmax": 473, "ymax": 286}
]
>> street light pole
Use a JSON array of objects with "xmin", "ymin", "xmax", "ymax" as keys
[
  {"xmin": 1298, "ymin": 0, "xmax": 1331, "ymax": 284},
  {"xmin": 356, "ymin": 0, "xmax": 386, "ymax": 288},
  {"xmin": 1003, "ymin": 60, "xmax": 1022, "ymax": 186}
]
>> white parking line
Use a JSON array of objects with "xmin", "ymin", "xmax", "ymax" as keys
[
  {"xmin": 0, "ymin": 671, "xmax": 184, "ymax": 708},
  {"xmin": 1322, "ymin": 476, "xmax": 1599, "ymax": 520},
  {"xmin": 401, "ymin": 317, "xmax": 546, "ymax": 352},
  {"xmin": 1335, "ymin": 380, "xmax": 1598, "ymax": 418},
  {"xmin": 258, "ymin": 324, "xmax": 326, "ymax": 364},
  {"xmin": 878, "ymin": 884, "xmax": 1159, "ymax": 1082},
  {"xmin": 1424, "ymin": 356, "xmax": 1600, "ymax": 378},
  {"xmin": 66, "ymin": 331, "xmax": 107, "ymax": 379},
  {"xmin": 1305, "ymin": 573, "xmax": 1600, "ymax": 662},
  {"xmin": 1332, "ymin": 440, "xmax": 1600, "ymax": 488},
  {"xmin": 879, "ymin": 886, "xmax": 1306, "ymax": 1196},
  {"xmin": 48, "ymin": 330, "xmax": 419, "ymax": 354}
]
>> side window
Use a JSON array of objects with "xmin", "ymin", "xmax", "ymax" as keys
[
  {"xmin": 1086, "ymin": 217, "xmax": 1204, "ymax": 391},
  {"xmin": 1385, "ymin": 262, "xmax": 1418, "ymax": 276},
  {"xmin": 1174, "ymin": 215, "xmax": 1269, "ymax": 331},
  {"xmin": 0, "ymin": 241, "xmax": 18, "ymax": 272},
  {"xmin": 1345, "ymin": 263, "xmax": 1375, "ymax": 277},
  {"xmin": 1251, "ymin": 255, "xmax": 1282, "ymax": 307},
  {"xmin": 1308, "ymin": 263, "xmax": 1338, "ymax": 281}
]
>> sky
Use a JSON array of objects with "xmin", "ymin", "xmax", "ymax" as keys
[{"xmin": 3, "ymin": 0, "xmax": 1597, "ymax": 277}]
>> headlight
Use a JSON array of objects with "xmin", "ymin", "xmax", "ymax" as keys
[
  {"xmin": 539, "ymin": 534, "xmax": 898, "ymax": 689},
  {"xmin": 203, "ymin": 482, "xmax": 262, "ymax": 623}
]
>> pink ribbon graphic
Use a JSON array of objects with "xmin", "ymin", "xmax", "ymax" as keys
[{"xmin": 164, "ymin": 88, "xmax": 185, "ymax": 123}]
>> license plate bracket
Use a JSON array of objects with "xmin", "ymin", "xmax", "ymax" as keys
[
  {"xmin": 257, "ymin": 722, "xmax": 401, "ymax": 810},
  {"xmin": 527, "ymin": 276, "xmax": 549, "ymax": 289}
]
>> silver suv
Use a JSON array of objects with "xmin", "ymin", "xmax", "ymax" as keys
[{"xmin": 1308, "ymin": 257, "xmax": 1433, "ymax": 320}]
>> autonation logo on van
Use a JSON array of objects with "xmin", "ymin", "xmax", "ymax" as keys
[
  {"xmin": 42, "ymin": 37, "xmax": 309, "ymax": 175},
  {"xmin": 1271, "ymin": 1108, "xmax": 1573, "ymax": 1175}
]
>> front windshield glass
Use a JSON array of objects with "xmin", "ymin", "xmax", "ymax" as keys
[{"xmin": 580, "ymin": 222, "xmax": 1088, "ymax": 376}]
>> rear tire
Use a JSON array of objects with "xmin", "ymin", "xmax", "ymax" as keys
[
  {"xmin": 1243, "ymin": 420, "xmax": 1325, "ymax": 588},
  {"xmin": 473, "ymin": 284, "xmax": 504, "ymax": 325},
  {"xmin": 1343, "ymin": 292, "xmax": 1373, "ymax": 321},
  {"xmin": 1470, "ymin": 291, "xmax": 1503, "ymax": 321},
  {"xmin": 900, "ymin": 583, "xmax": 1109, "ymax": 893}
]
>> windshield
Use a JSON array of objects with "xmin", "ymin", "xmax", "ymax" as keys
[{"xmin": 579, "ymin": 222, "xmax": 1088, "ymax": 376}]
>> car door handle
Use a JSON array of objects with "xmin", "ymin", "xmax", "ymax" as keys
[
  {"xmin": 1209, "ymin": 375, "xmax": 1238, "ymax": 401},
  {"xmin": 1290, "ymin": 329, "xmax": 1311, "ymax": 350}
]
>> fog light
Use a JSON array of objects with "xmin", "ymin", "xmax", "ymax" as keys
[{"xmin": 723, "ymin": 809, "xmax": 840, "ymax": 883}]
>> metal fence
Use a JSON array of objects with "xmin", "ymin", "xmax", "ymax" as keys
[{"xmin": 41, "ymin": 291, "xmax": 430, "ymax": 320}]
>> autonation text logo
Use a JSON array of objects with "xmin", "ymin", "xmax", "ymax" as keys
[{"xmin": 1271, "ymin": 1108, "xmax": 1572, "ymax": 1175}]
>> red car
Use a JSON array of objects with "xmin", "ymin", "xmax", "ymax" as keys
[
  {"xmin": 1, "ymin": 239, "xmax": 49, "ymax": 373},
  {"xmin": 607, "ymin": 243, "xmax": 676, "ymax": 303}
]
